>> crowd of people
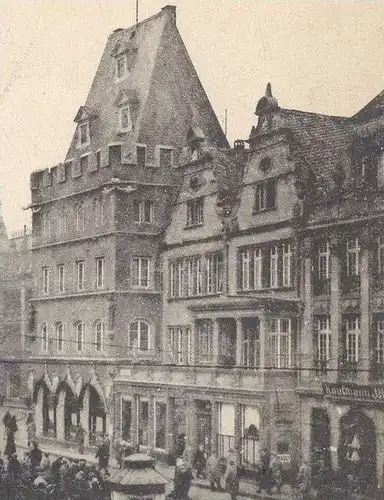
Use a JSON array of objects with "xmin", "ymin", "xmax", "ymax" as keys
[{"xmin": 0, "ymin": 442, "xmax": 109, "ymax": 500}]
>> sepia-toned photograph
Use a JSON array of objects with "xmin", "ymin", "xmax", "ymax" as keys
[{"xmin": 1, "ymin": 1, "xmax": 384, "ymax": 498}]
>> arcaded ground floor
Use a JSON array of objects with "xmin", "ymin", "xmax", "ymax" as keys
[{"xmin": 300, "ymin": 392, "xmax": 384, "ymax": 492}]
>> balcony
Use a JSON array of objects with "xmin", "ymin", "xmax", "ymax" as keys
[
  {"xmin": 341, "ymin": 276, "xmax": 361, "ymax": 296},
  {"xmin": 313, "ymin": 278, "xmax": 331, "ymax": 297}
]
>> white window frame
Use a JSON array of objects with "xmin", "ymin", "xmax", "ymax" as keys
[
  {"xmin": 270, "ymin": 246, "xmax": 279, "ymax": 288},
  {"xmin": 377, "ymin": 319, "xmax": 384, "ymax": 364},
  {"xmin": 119, "ymin": 105, "xmax": 132, "ymax": 132},
  {"xmin": 317, "ymin": 317, "xmax": 331, "ymax": 362},
  {"xmin": 241, "ymin": 249, "xmax": 250, "ymax": 290},
  {"xmin": 196, "ymin": 319, "xmax": 213, "ymax": 364},
  {"xmin": 96, "ymin": 257, "xmax": 105, "ymax": 289},
  {"xmin": 56, "ymin": 322, "xmax": 64, "ymax": 352},
  {"xmin": 57, "ymin": 264, "xmax": 65, "ymax": 293},
  {"xmin": 134, "ymin": 200, "xmax": 153, "ymax": 224},
  {"xmin": 269, "ymin": 318, "xmax": 292, "ymax": 369},
  {"xmin": 318, "ymin": 242, "xmax": 330, "ymax": 279},
  {"xmin": 129, "ymin": 320, "xmax": 150, "ymax": 352},
  {"xmin": 116, "ymin": 54, "xmax": 127, "ymax": 80},
  {"xmin": 78, "ymin": 122, "xmax": 90, "ymax": 147},
  {"xmin": 242, "ymin": 324, "xmax": 260, "ymax": 368},
  {"xmin": 58, "ymin": 213, "xmax": 67, "ymax": 235},
  {"xmin": 253, "ymin": 248, "xmax": 263, "ymax": 290},
  {"xmin": 346, "ymin": 238, "xmax": 360, "ymax": 277},
  {"xmin": 76, "ymin": 322, "xmax": 84, "ymax": 352},
  {"xmin": 282, "ymin": 243, "xmax": 292, "ymax": 287},
  {"xmin": 76, "ymin": 260, "xmax": 86, "ymax": 291},
  {"xmin": 41, "ymin": 323, "xmax": 48, "ymax": 352},
  {"xmin": 94, "ymin": 320, "xmax": 104, "ymax": 352},
  {"xmin": 132, "ymin": 257, "xmax": 151, "ymax": 289},
  {"xmin": 345, "ymin": 316, "xmax": 360, "ymax": 363},
  {"xmin": 42, "ymin": 267, "xmax": 50, "ymax": 295},
  {"xmin": 186, "ymin": 198, "xmax": 204, "ymax": 227}
]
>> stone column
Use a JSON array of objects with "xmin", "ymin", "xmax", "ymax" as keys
[
  {"xmin": 236, "ymin": 319, "xmax": 243, "ymax": 366},
  {"xmin": 148, "ymin": 395, "xmax": 155, "ymax": 450},
  {"xmin": 35, "ymin": 388, "xmax": 44, "ymax": 437},
  {"xmin": 212, "ymin": 319, "xmax": 219, "ymax": 364},
  {"xmin": 259, "ymin": 315, "xmax": 265, "ymax": 372},
  {"xmin": 166, "ymin": 396, "xmax": 176, "ymax": 453},
  {"xmin": 186, "ymin": 399, "xmax": 197, "ymax": 449},
  {"xmin": 56, "ymin": 390, "xmax": 66, "ymax": 442},
  {"xmin": 360, "ymin": 235, "xmax": 373, "ymax": 384},
  {"xmin": 234, "ymin": 403, "xmax": 242, "ymax": 464},
  {"xmin": 131, "ymin": 395, "xmax": 138, "ymax": 448},
  {"xmin": 329, "ymin": 406, "xmax": 341, "ymax": 470},
  {"xmin": 210, "ymin": 401, "xmax": 218, "ymax": 454},
  {"xmin": 330, "ymin": 235, "xmax": 343, "ymax": 383},
  {"xmin": 80, "ymin": 387, "xmax": 90, "ymax": 447},
  {"xmin": 301, "ymin": 237, "xmax": 314, "ymax": 384}
]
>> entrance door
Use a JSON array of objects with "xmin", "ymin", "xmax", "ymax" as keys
[
  {"xmin": 196, "ymin": 400, "xmax": 212, "ymax": 452},
  {"xmin": 339, "ymin": 409, "xmax": 376, "ymax": 494}
]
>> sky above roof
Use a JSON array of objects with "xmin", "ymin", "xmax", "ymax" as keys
[{"xmin": 1, "ymin": 0, "xmax": 384, "ymax": 232}]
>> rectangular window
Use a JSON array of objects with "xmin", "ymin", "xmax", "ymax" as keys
[
  {"xmin": 79, "ymin": 155, "xmax": 88, "ymax": 175},
  {"xmin": 76, "ymin": 206, "xmax": 85, "ymax": 231},
  {"xmin": 169, "ymin": 261, "xmax": 176, "ymax": 298},
  {"xmin": 96, "ymin": 151, "xmax": 101, "ymax": 170},
  {"xmin": 254, "ymin": 179, "xmax": 276, "ymax": 212},
  {"xmin": 57, "ymin": 213, "xmax": 67, "ymax": 235},
  {"xmin": 56, "ymin": 323, "xmax": 64, "ymax": 352},
  {"xmin": 196, "ymin": 319, "xmax": 213, "ymax": 363},
  {"xmin": 94, "ymin": 199, "xmax": 104, "ymax": 227},
  {"xmin": 242, "ymin": 319, "xmax": 260, "ymax": 368},
  {"xmin": 317, "ymin": 317, "xmax": 331, "ymax": 362},
  {"xmin": 346, "ymin": 238, "xmax": 360, "ymax": 276},
  {"xmin": 134, "ymin": 200, "xmax": 153, "ymax": 223},
  {"xmin": 76, "ymin": 260, "xmax": 85, "ymax": 291},
  {"xmin": 138, "ymin": 400, "xmax": 149, "ymax": 446},
  {"xmin": 120, "ymin": 106, "xmax": 132, "ymax": 131},
  {"xmin": 270, "ymin": 246, "xmax": 278, "ymax": 288},
  {"xmin": 318, "ymin": 242, "xmax": 330, "ymax": 279},
  {"xmin": 345, "ymin": 316, "xmax": 360, "ymax": 363},
  {"xmin": 282, "ymin": 243, "xmax": 293, "ymax": 287},
  {"xmin": 57, "ymin": 264, "xmax": 65, "ymax": 293},
  {"xmin": 240, "ymin": 249, "xmax": 250, "ymax": 290},
  {"xmin": 121, "ymin": 399, "xmax": 132, "ymax": 442},
  {"xmin": 186, "ymin": 198, "xmax": 204, "ymax": 227},
  {"xmin": 159, "ymin": 148, "xmax": 173, "ymax": 169},
  {"xmin": 268, "ymin": 318, "xmax": 292, "ymax": 369},
  {"xmin": 155, "ymin": 402, "xmax": 167, "ymax": 449},
  {"xmin": 169, "ymin": 326, "xmax": 192, "ymax": 365},
  {"xmin": 206, "ymin": 252, "xmax": 223, "ymax": 295},
  {"xmin": 132, "ymin": 257, "xmax": 150, "ymax": 288},
  {"xmin": 253, "ymin": 248, "xmax": 263, "ymax": 290},
  {"xmin": 79, "ymin": 123, "xmax": 89, "ymax": 145},
  {"xmin": 136, "ymin": 146, "xmax": 146, "ymax": 168},
  {"xmin": 42, "ymin": 214, "xmax": 51, "ymax": 239},
  {"xmin": 377, "ymin": 319, "xmax": 384, "ymax": 364},
  {"xmin": 96, "ymin": 258, "xmax": 105, "ymax": 289},
  {"xmin": 42, "ymin": 267, "xmax": 50, "ymax": 294},
  {"xmin": 116, "ymin": 55, "xmax": 127, "ymax": 79}
]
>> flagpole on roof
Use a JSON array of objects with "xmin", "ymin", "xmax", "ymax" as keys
[{"xmin": 136, "ymin": 0, "xmax": 139, "ymax": 26}]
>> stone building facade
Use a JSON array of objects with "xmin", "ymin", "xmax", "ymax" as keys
[{"xmin": 24, "ymin": 5, "xmax": 227, "ymax": 451}]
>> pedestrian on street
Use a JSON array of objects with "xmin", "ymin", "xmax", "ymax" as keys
[
  {"xmin": 270, "ymin": 452, "xmax": 283, "ymax": 493},
  {"xmin": 258, "ymin": 449, "xmax": 273, "ymax": 494},
  {"xmin": 96, "ymin": 436, "xmax": 110, "ymax": 471},
  {"xmin": 30, "ymin": 442, "xmax": 43, "ymax": 475},
  {"xmin": 76, "ymin": 423, "xmax": 86, "ymax": 455},
  {"xmin": 26, "ymin": 412, "xmax": 36, "ymax": 449},
  {"xmin": 206, "ymin": 450, "xmax": 221, "ymax": 491},
  {"xmin": 194, "ymin": 443, "xmax": 207, "ymax": 479},
  {"xmin": 224, "ymin": 459, "xmax": 240, "ymax": 500},
  {"xmin": 174, "ymin": 457, "xmax": 193, "ymax": 500}
]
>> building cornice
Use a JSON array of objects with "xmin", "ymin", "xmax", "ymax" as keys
[{"xmin": 30, "ymin": 289, "xmax": 161, "ymax": 302}]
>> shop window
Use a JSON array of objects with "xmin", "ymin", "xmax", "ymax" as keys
[
  {"xmin": 121, "ymin": 399, "xmax": 132, "ymax": 442},
  {"xmin": 155, "ymin": 402, "xmax": 167, "ymax": 449},
  {"xmin": 218, "ymin": 403, "xmax": 235, "ymax": 458}
]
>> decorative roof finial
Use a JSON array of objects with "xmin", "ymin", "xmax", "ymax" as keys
[
  {"xmin": 266, "ymin": 83, "xmax": 272, "ymax": 97},
  {"xmin": 255, "ymin": 83, "xmax": 279, "ymax": 116}
]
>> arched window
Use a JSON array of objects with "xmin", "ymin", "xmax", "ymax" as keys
[
  {"xmin": 55, "ymin": 322, "xmax": 64, "ymax": 352},
  {"xmin": 94, "ymin": 321, "xmax": 104, "ymax": 352},
  {"xmin": 41, "ymin": 323, "xmax": 48, "ymax": 352},
  {"xmin": 129, "ymin": 320, "xmax": 150, "ymax": 351},
  {"xmin": 76, "ymin": 322, "xmax": 84, "ymax": 352}
]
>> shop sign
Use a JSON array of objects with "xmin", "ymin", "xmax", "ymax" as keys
[{"xmin": 323, "ymin": 382, "xmax": 384, "ymax": 402}]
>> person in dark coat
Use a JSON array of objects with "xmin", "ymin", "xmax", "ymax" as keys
[
  {"xmin": 174, "ymin": 457, "xmax": 193, "ymax": 500},
  {"xmin": 194, "ymin": 444, "xmax": 207, "ymax": 479},
  {"xmin": 30, "ymin": 442, "xmax": 43, "ymax": 475},
  {"xmin": 4, "ymin": 414, "xmax": 17, "ymax": 458},
  {"xmin": 258, "ymin": 449, "xmax": 273, "ymax": 494},
  {"xmin": 225, "ymin": 460, "xmax": 240, "ymax": 500},
  {"xmin": 96, "ymin": 437, "xmax": 110, "ymax": 470}
]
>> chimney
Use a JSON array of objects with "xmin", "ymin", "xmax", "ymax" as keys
[
  {"xmin": 162, "ymin": 5, "xmax": 176, "ymax": 24},
  {"xmin": 234, "ymin": 139, "xmax": 245, "ymax": 150},
  {"xmin": 23, "ymin": 225, "xmax": 27, "ymax": 236}
]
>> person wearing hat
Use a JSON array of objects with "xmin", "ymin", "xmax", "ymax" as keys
[{"xmin": 174, "ymin": 457, "xmax": 193, "ymax": 500}]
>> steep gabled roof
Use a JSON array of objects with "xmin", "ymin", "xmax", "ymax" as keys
[{"xmin": 352, "ymin": 89, "xmax": 384, "ymax": 122}]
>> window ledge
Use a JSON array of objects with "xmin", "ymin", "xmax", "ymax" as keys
[
  {"xmin": 236, "ymin": 286, "xmax": 294, "ymax": 294},
  {"xmin": 252, "ymin": 207, "xmax": 277, "ymax": 215},
  {"xmin": 184, "ymin": 223, "xmax": 204, "ymax": 230},
  {"xmin": 168, "ymin": 292, "xmax": 222, "ymax": 302}
]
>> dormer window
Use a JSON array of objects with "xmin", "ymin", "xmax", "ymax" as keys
[
  {"xmin": 79, "ymin": 122, "xmax": 90, "ymax": 146},
  {"xmin": 120, "ymin": 106, "xmax": 132, "ymax": 132},
  {"xmin": 116, "ymin": 55, "xmax": 127, "ymax": 79}
]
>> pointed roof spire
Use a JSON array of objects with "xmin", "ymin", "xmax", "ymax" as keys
[{"xmin": 255, "ymin": 82, "xmax": 279, "ymax": 116}]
